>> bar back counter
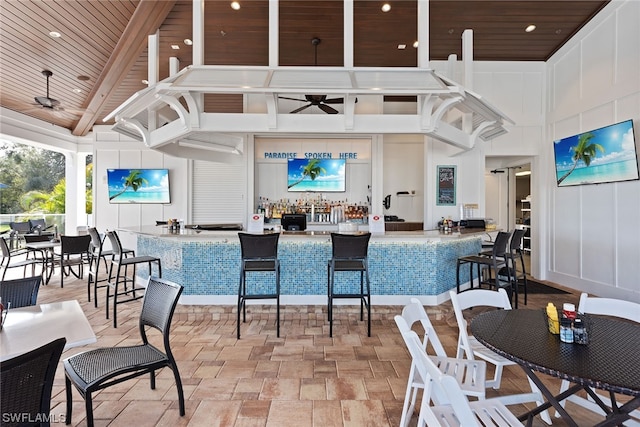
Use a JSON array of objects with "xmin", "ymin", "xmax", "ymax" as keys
[{"xmin": 120, "ymin": 226, "xmax": 484, "ymax": 306}]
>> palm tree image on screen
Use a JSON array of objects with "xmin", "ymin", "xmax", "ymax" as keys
[
  {"xmin": 109, "ymin": 170, "xmax": 149, "ymax": 201},
  {"xmin": 557, "ymin": 133, "xmax": 605, "ymax": 185},
  {"xmin": 288, "ymin": 159, "xmax": 326, "ymax": 190}
]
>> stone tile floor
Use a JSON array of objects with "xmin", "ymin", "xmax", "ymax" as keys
[{"xmin": 3, "ymin": 266, "xmax": 609, "ymax": 426}]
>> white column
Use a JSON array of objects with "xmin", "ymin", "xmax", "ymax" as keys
[
  {"xmin": 417, "ymin": 0, "xmax": 429, "ymax": 68},
  {"xmin": 169, "ymin": 57, "xmax": 180, "ymax": 76},
  {"xmin": 269, "ymin": 0, "xmax": 279, "ymax": 66},
  {"xmin": 148, "ymin": 30, "xmax": 159, "ymax": 85},
  {"xmin": 64, "ymin": 152, "xmax": 78, "ymax": 234},
  {"xmin": 344, "ymin": 0, "xmax": 353, "ymax": 67},
  {"xmin": 193, "ymin": 0, "xmax": 204, "ymax": 66},
  {"xmin": 462, "ymin": 29, "xmax": 473, "ymax": 89}
]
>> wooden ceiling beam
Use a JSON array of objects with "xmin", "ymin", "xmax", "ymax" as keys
[{"xmin": 72, "ymin": 0, "xmax": 176, "ymax": 136}]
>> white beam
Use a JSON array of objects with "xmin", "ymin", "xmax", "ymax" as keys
[{"xmin": 192, "ymin": 0, "xmax": 204, "ymax": 66}]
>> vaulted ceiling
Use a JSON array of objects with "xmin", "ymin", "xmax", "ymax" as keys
[{"xmin": 0, "ymin": 0, "xmax": 608, "ymax": 136}]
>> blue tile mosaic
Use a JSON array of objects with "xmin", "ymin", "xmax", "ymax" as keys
[{"xmin": 137, "ymin": 235, "xmax": 481, "ymax": 296}]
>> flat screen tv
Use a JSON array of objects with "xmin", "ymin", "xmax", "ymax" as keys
[
  {"xmin": 287, "ymin": 158, "xmax": 346, "ymax": 192},
  {"xmin": 107, "ymin": 168, "xmax": 171, "ymax": 204},
  {"xmin": 281, "ymin": 213, "xmax": 307, "ymax": 231},
  {"xmin": 553, "ymin": 119, "xmax": 639, "ymax": 187}
]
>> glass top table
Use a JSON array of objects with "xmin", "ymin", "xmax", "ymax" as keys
[
  {"xmin": 471, "ymin": 309, "xmax": 640, "ymax": 427},
  {"xmin": 1, "ymin": 300, "xmax": 96, "ymax": 362}
]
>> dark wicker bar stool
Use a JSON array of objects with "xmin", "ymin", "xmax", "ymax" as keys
[
  {"xmin": 456, "ymin": 230, "xmax": 512, "ymax": 294},
  {"xmin": 327, "ymin": 232, "xmax": 372, "ymax": 337},
  {"xmin": 105, "ymin": 230, "xmax": 161, "ymax": 328},
  {"xmin": 237, "ymin": 232, "xmax": 281, "ymax": 339}
]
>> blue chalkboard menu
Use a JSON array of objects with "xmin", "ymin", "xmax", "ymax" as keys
[{"xmin": 437, "ymin": 165, "xmax": 456, "ymax": 206}]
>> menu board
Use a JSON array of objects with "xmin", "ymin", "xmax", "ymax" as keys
[{"xmin": 437, "ymin": 165, "xmax": 456, "ymax": 206}]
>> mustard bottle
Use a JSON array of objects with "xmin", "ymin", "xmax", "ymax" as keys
[{"xmin": 546, "ymin": 302, "xmax": 559, "ymax": 334}]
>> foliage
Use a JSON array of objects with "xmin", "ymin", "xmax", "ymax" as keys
[
  {"xmin": 287, "ymin": 159, "xmax": 327, "ymax": 189},
  {"xmin": 557, "ymin": 133, "xmax": 605, "ymax": 185},
  {"xmin": 109, "ymin": 170, "xmax": 149, "ymax": 201}
]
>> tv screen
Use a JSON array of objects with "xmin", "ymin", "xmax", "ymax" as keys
[
  {"xmin": 554, "ymin": 119, "xmax": 639, "ymax": 187},
  {"xmin": 281, "ymin": 213, "xmax": 307, "ymax": 231},
  {"xmin": 107, "ymin": 169, "xmax": 171, "ymax": 204},
  {"xmin": 287, "ymin": 158, "xmax": 346, "ymax": 192}
]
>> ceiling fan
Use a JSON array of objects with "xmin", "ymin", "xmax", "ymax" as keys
[
  {"xmin": 278, "ymin": 38, "xmax": 355, "ymax": 114},
  {"xmin": 29, "ymin": 70, "xmax": 83, "ymax": 118}
]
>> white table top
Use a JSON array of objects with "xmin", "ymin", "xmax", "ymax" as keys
[{"xmin": 0, "ymin": 300, "xmax": 96, "ymax": 361}]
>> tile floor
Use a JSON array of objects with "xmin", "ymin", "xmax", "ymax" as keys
[{"xmin": 5, "ymin": 263, "xmax": 608, "ymax": 426}]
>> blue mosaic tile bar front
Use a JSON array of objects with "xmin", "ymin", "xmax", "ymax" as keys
[{"xmin": 134, "ymin": 231, "xmax": 481, "ymax": 298}]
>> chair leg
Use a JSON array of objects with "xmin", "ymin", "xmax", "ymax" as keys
[
  {"xmin": 237, "ymin": 269, "xmax": 244, "ymax": 339},
  {"xmin": 276, "ymin": 265, "xmax": 280, "ymax": 338},
  {"xmin": 169, "ymin": 361, "xmax": 186, "ymax": 416},
  {"xmin": 329, "ymin": 266, "xmax": 334, "ymax": 338},
  {"xmin": 359, "ymin": 271, "xmax": 364, "ymax": 321},
  {"xmin": 85, "ymin": 392, "xmax": 95, "ymax": 427},
  {"xmin": 65, "ymin": 375, "xmax": 73, "ymax": 425}
]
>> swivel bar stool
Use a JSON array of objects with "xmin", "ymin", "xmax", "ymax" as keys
[
  {"xmin": 327, "ymin": 232, "xmax": 371, "ymax": 337},
  {"xmin": 237, "ymin": 232, "xmax": 281, "ymax": 339},
  {"xmin": 105, "ymin": 230, "xmax": 161, "ymax": 328}
]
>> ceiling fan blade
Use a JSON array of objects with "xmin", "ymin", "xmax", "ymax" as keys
[
  {"xmin": 322, "ymin": 97, "xmax": 345, "ymax": 104},
  {"xmin": 290, "ymin": 104, "xmax": 313, "ymax": 114},
  {"xmin": 279, "ymin": 96, "xmax": 307, "ymax": 102},
  {"xmin": 34, "ymin": 96, "xmax": 60, "ymax": 108},
  {"xmin": 318, "ymin": 104, "xmax": 339, "ymax": 114}
]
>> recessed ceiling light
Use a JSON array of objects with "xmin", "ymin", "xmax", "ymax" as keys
[
  {"xmin": 555, "ymin": 29, "xmax": 562, "ymax": 35},
  {"xmin": 142, "ymin": 79, "xmax": 149, "ymax": 85},
  {"xmin": 72, "ymin": 88, "xmax": 82, "ymax": 93},
  {"xmin": 413, "ymin": 41, "xmax": 419, "ymax": 48},
  {"xmin": 231, "ymin": 1, "xmax": 240, "ymax": 10},
  {"xmin": 525, "ymin": 24, "xmax": 536, "ymax": 33},
  {"xmin": 171, "ymin": 44, "xmax": 180, "ymax": 50},
  {"xmin": 49, "ymin": 31, "xmax": 61, "ymax": 38},
  {"xmin": 397, "ymin": 44, "xmax": 406, "ymax": 50},
  {"xmin": 184, "ymin": 38, "xmax": 193, "ymax": 46},
  {"xmin": 448, "ymin": 28, "xmax": 455, "ymax": 35},
  {"xmin": 381, "ymin": 3, "xmax": 391, "ymax": 12},
  {"xmin": 77, "ymin": 75, "xmax": 90, "ymax": 81}
]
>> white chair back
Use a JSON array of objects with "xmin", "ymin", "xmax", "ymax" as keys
[
  {"xmin": 449, "ymin": 288, "xmax": 511, "ymax": 360},
  {"xmin": 399, "ymin": 298, "xmax": 448, "ymax": 357},
  {"xmin": 578, "ymin": 292, "xmax": 640, "ymax": 322}
]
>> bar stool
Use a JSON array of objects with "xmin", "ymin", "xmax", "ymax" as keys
[
  {"xmin": 327, "ymin": 232, "xmax": 371, "ymax": 338},
  {"xmin": 87, "ymin": 227, "xmax": 134, "ymax": 307},
  {"xmin": 237, "ymin": 232, "xmax": 280, "ymax": 339},
  {"xmin": 456, "ymin": 231, "xmax": 512, "ymax": 294},
  {"xmin": 105, "ymin": 230, "xmax": 161, "ymax": 328},
  {"xmin": 502, "ymin": 228, "xmax": 528, "ymax": 307}
]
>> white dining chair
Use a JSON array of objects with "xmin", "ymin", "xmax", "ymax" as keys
[
  {"xmin": 394, "ymin": 298, "xmax": 486, "ymax": 427},
  {"xmin": 449, "ymin": 288, "xmax": 552, "ymax": 424},
  {"xmin": 555, "ymin": 292, "xmax": 640, "ymax": 424},
  {"xmin": 401, "ymin": 329, "xmax": 524, "ymax": 427}
]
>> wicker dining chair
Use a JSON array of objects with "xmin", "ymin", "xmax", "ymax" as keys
[
  {"xmin": 1, "ymin": 337, "xmax": 67, "ymax": 427},
  {"xmin": 0, "ymin": 276, "xmax": 42, "ymax": 308},
  {"xmin": 64, "ymin": 277, "xmax": 185, "ymax": 427}
]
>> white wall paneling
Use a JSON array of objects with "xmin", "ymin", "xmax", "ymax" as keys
[{"xmin": 546, "ymin": 0, "xmax": 640, "ymax": 301}]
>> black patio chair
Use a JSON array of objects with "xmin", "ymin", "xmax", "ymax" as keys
[
  {"xmin": 1, "ymin": 337, "xmax": 67, "ymax": 427},
  {"xmin": 53, "ymin": 235, "xmax": 92, "ymax": 288},
  {"xmin": 0, "ymin": 276, "xmax": 42, "ymax": 308},
  {"xmin": 0, "ymin": 236, "xmax": 44, "ymax": 281},
  {"xmin": 64, "ymin": 277, "xmax": 185, "ymax": 427}
]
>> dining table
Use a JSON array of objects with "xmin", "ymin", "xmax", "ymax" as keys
[
  {"xmin": 25, "ymin": 239, "xmax": 60, "ymax": 284},
  {"xmin": 470, "ymin": 309, "xmax": 640, "ymax": 427},
  {"xmin": 0, "ymin": 299, "xmax": 96, "ymax": 362}
]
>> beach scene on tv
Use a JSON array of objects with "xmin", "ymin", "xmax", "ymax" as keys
[
  {"xmin": 107, "ymin": 169, "xmax": 170, "ymax": 203},
  {"xmin": 287, "ymin": 158, "xmax": 346, "ymax": 192},
  {"xmin": 554, "ymin": 120, "xmax": 639, "ymax": 187}
]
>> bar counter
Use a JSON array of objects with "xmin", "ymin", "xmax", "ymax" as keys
[{"xmin": 120, "ymin": 226, "xmax": 485, "ymax": 305}]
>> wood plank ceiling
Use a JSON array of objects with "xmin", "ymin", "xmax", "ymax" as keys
[{"xmin": 0, "ymin": 0, "xmax": 609, "ymax": 136}]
